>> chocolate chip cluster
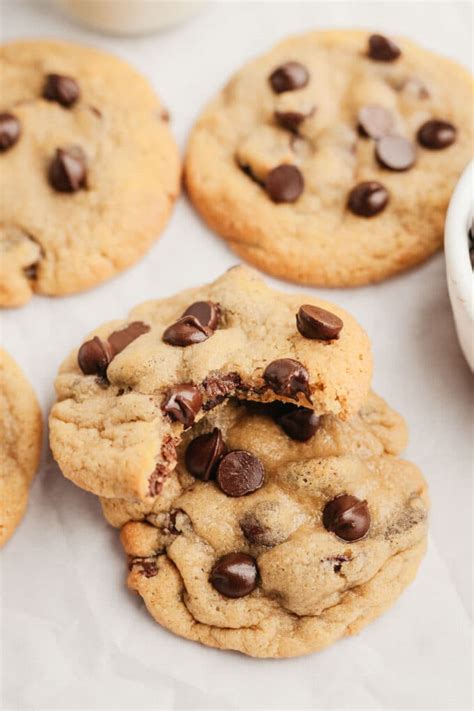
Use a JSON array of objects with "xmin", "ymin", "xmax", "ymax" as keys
[
  {"xmin": 237, "ymin": 33, "xmax": 458, "ymax": 218},
  {"xmin": 0, "ymin": 72, "xmax": 88, "ymax": 193}
]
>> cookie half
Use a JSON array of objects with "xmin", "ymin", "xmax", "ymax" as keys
[
  {"xmin": 0, "ymin": 40, "xmax": 180, "ymax": 306},
  {"xmin": 118, "ymin": 398, "xmax": 427, "ymax": 658},
  {"xmin": 186, "ymin": 30, "xmax": 473, "ymax": 286},
  {"xmin": 0, "ymin": 348, "xmax": 42, "ymax": 546},
  {"xmin": 49, "ymin": 266, "xmax": 372, "ymax": 500}
]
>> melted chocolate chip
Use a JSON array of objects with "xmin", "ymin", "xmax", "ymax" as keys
[
  {"xmin": 210, "ymin": 552, "xmax": 258, "ymax": 598},
  {"xmin": 129, "ymin": 558, "xmax": 158, "ymax": 578},
  {"xmin": 274, "ymin": 110, "xmax": 306, "ymax": 133},
  {"xmin": 202, "ymin": 372, "xmax": 241, "ymax": 410},
  {"xmin": 217, "ymin": 450, "xmax": 264, "ymax": 497},
  {"xmin": 182, "ymin": 301, "xmax": 220, "ymax": 330},
  {"xmin": 265, "ymin": 164, "xmax": 304, "ymax": 203},
  {"xmin": 269, "ymin": 62, "xmax": 309, "ymax": 93},
  {"xmin": 0, "ymin": 112, "xmax": 21, "ymax": 152},
  {"xmin": 185, "ymin": 428, "xmax": 226, "ymax": 481},
  {"xmin": 296, "ymin": 305, "xmax": 343, "ymax": 340},
  {"xmin": 148, "ymin": 464, "xmax": 168, "ymax": 496},
  {"xmin": 358, "ymin": 105, "xmax": 394, "ymax": 140},
  {"xmin": 162, "ymin": 384, "xmax": 202, "ymax": 428},
  {"xmin": 376, "ymin": 135, "xmax": 416, "ymax": 171},
  {"xmin": 108, "ymin": 321, "xmax": 150, "ymax": 356},
  {"xmin": 239, "ymin": 514, "xmax": 270, "ymax": 546},
  {"xmin": 348, "ymin": 181, "xmax": 389, "ymax": 217},
  {"xmin": 48, "ymin": 146, "xmax": 87, "ymax": 192},
  {"xmin": 276, "ymin": 406, "xmax": 320, "ymax": 441},
  {"xmin": 323, "ymin": 494, "xmax": 370, "ymax": 541},
  {"xmin": 78, "ymin": 336, "xmax": 113, "ymax": 377},
  {"xmin": 417, "ymin": 120, "xmax": 457, "ymax": 150},
  {"xmin": 263, "ymin": 358, "xmax": 310, "ymax": 400},
  {"xmin": 43, "ymin": 74, "xmax": 80, "ymax": 108},
  {"xmin": 368, "ymin": 34, "xmax": 401, "ymax": 62},
  {"xmin": 163, "ymin": 315, "xmax": 212, "ymax": 347}
]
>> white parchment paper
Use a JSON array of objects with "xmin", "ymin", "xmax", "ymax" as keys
[{"xmin": 1, "ymin": 2, "xmax": 472, "ymax": 709}]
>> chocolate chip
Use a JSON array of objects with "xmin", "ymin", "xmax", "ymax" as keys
[
  {"xmin": 202, "ymin": 372, "xmax": 241, "ymax": 410},
  {"xmin": 148, "ymin": 464, "xmax": 167, "ymax": 496},
  {"xmin": 43, "ymin": 74, "xmax": 80, "ymax": 108},
  {"xmin": 417, "ymin": 120, "xmax": 456, "ymax": 150},
  {"xmin": 348, "ymin": 181, "xmax": 389, "ymax": 217},
  {"xmin": 323, "ymin": 494, "xmax": 370, "ymax": 541},
  {"xmin": 182, "ymin": 301, "xmax": 220, "ymax": 330},
  {"xmin": 325, "ymin": 554, "xmax": 350, "ymax": 573},
  {"xmin": 163, "ymin": 315, "xmax": 212, "ymax": 347},
  {"xmin": 276, "ymin": 406, "xmax": 320, "ymax": 441},
  {"xmin": 269, "ymin": 62, "xmax": 309, "ymax": 93},
  {"xmin": 216, "ymin": 451, "xmax": 264, "ymax": 497},
  {"xmin": 263, "ymin": 358, "xmax": 310, "ymax": 399},
  {"xmin": 358, "ymin": 105, "xmax": 394, "ymax": 139},
  {"xmin": 296, "ymin": 305, "xmax": 343, "ymax": 340},
  {"xmin": 274, "ymin": 111, "xmax": 306, "ymax": 133},
  {"xmin": 108, "ymin": 321, "xmax": 150, "ymax": 356},
  {"xmin": 23, "ymin": 262, "xmax": 39, "ymax": 280},
  {"xmin": 78, "ymin": 336, "xmax": 113, "ymax": 376},
  {"xmin": 265, "ymin": 165, "xmax": 304, "ymax": 203},
  {"xmin": 48, "ymin": 146, "xmax": 87, "ymax": 192},
  {"xmin": 368, "ymin": 34, "xmax": 401, "ymax": 62},
  {"xmin": 375, "ymin": 135, "xmax": 416, "ymax": 171},
  {"xmin": 210, "ymin": 552, "xmax": 258, "ymax": 598},
  {"xmin": 77, "ymin": 322, "xmax": 148, "ymax": 378},
  {"xmin": 185, "ymin": 428, "xmax": 226, "ymax": 481},
  {"xmin": 162, "ymin": 384, "xmax": 202, "ymax": 428},
  {"xmin": 129, "ymin": 558, "xmax": 158, "ymax": 578},
  {"xmin": 240, "ymin": 514, "xmax": 271, "ymax": 546},
  {"xmin": 0, "ymin": 112, "xmax": 21, "ymax": 152}
]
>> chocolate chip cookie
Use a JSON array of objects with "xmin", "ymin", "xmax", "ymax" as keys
[
  {"xmin": 119, "ymin": 395, "xmax": 427, "ymax": 658},
  {"xmin": 0, "ymin": 40, "xmax": 180, "ymax": 307},
  {"xmin": 49, "ymin": 266, "xmax": 372, "ymax": 500},
  {"xmin": 185, "ymin": 30, "xmax": 473, "ymax": 286},
  {"xmin": 0, "ymin": 348, "xmax": 42, "ymax": 546}
]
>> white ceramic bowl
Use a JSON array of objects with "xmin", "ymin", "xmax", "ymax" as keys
[
  {"xmin": 56, "ymin": 0, "xmax": 206, "ymax": 36},
  {"xmin": 445, "ymin": 160, "xmax": 473, "ymax": 371}
]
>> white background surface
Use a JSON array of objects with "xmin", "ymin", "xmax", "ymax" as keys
[{"xmin": 0, "ymin": 1, "xmax": 472, "ymax": 709}]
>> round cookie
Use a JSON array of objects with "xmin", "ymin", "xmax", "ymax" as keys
[
  {"xmin": 0, "ymin": 348, "xmax": 42, "ymax": 546},
  {"xmin": 185, "ymin": 30, "xmax": 473, "ymax": 286},
  {"xmin": 0, "ymin": 40, "xmax": 180, "ymax": 307},
  {"xmin": 101, "ymin": 390, "xmax": 407, "ymax": 527},
  {"xmin": 49, "ymin": 266, "xmax": 372, "ymax": 501},
  {"xmin": 120, "ymin": 414, "xmax": 428, "ymax": 657}
]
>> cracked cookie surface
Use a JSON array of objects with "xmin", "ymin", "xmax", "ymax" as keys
[
  {"xmin": 185, "ymin": 30, "xmax": 473, "ymax": 286},
  {"xmin": 0, "ymin": 40, "xmax": 180, "ymax": 307},
  {"xmin": 49, "ymin": 267, "xmax": 372, "ymax": 500},
  {"xmin": 119, "ymin": 396, "xmax": 427, "ymax": 658},
  {"xmin": 0, "ymin": 348, "xmax": 42, "ymax": 546}
]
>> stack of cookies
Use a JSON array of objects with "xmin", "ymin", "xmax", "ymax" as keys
[{"xmin": 49, "ymin": 267, "xmax": 429, "ymax": 658}]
